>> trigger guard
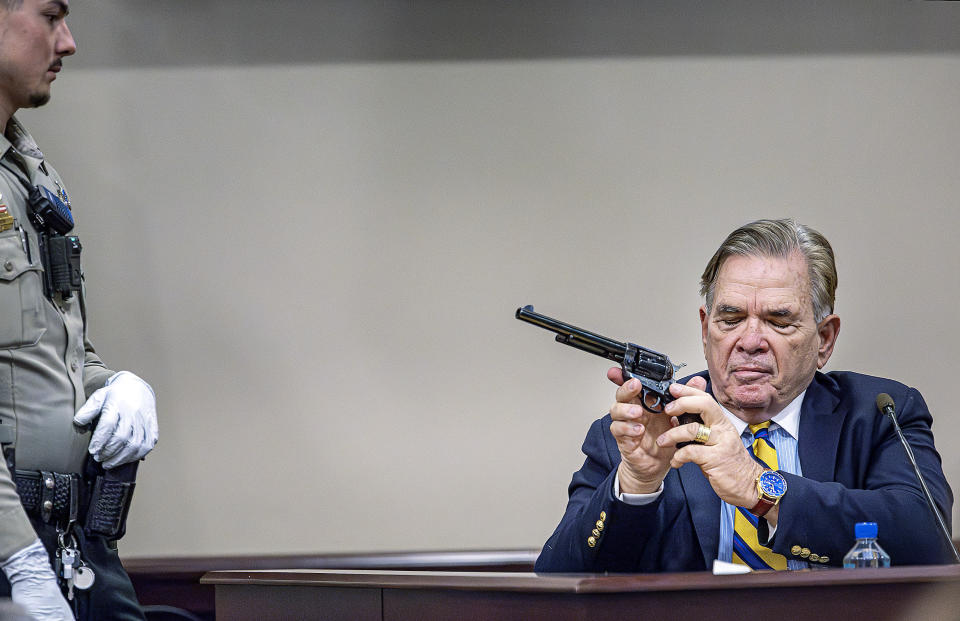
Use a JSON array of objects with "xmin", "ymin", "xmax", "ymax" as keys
[{"xmin": 640, "ymin": 389, "xmax": 664, "ymax": 414}]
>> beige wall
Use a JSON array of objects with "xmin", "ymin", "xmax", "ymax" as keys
[{"xmin": 17, "ymin": 2, "xmax": 960, "ymax": 557}]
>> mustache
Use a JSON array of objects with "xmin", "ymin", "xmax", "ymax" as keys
[{"xmin": 49, "ymin": 60, "xmax": 63, "ymax": 71}]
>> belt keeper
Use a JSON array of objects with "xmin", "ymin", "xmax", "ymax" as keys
[
  {"xmin": 39, "ymin": 470, "xmax": 55, "ymax": 523},
  {"xmin": 68, "ymin": 474, "xmax": 79, "ymax": 524}
]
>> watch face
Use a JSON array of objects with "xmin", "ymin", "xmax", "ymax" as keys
[{"xmin": 758, "ymin": 470, "xmax": 787, "ymax": 498}]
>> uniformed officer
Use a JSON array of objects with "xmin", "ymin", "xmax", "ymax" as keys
[{"xmin": 0, "ymin": 2, "xmax": 158, "ymax": 620}]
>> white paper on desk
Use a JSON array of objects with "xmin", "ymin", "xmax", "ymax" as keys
[{"xmin": 712, "ymin": 560, "xmax": 753, "ymax": 575}]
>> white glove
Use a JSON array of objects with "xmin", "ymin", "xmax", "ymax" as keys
[
  {"xmin": 0, "ymin": 539, "xmax": 74, "ymax": 621},
  {"xmin": 73, "ymin": 371, "xmax": 158, "ymax": 469}
]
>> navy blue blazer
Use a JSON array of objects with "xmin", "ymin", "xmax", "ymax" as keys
[{"xmin": 535, "ymin": 371, "xmax": 955, "ymax": 572}]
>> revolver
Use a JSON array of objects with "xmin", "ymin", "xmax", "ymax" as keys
[{"xmin": 516, "ymin": 305, "xmax": 702, "ymax": 426}]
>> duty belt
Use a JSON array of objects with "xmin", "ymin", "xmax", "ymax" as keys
[
  {"xmin": 15, "ymin": 468, "xmax": 135, "ymax": 540},
  {"xmin": 15, "ymin": 470, "xmax": 81, "ymax": 525}
]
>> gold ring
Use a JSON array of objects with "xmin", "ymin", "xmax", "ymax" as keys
[{"xmin": 693, "ymin": 424, "xmax": 711, "ymax": 445}]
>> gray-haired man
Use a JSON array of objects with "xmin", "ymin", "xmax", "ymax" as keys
[{"xmin": 536, "ymin": 219, "xmax": 953, "ymax": 572}]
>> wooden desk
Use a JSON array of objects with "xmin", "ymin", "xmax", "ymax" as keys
[
  {"xmin": 201, "ymin": 564, "xmax": 960, "ymax": 620},
  {"xmin": 126, "ymin": 549, "xmax": 538, "ymax": 620}
]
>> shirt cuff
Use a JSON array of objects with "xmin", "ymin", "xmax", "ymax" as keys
[
  {"xmin": 613, "ymin": 475, "xmax": 664, "ymax": 505},
  {"xmin": 757, "ymin": 518, "xmax": 777, "ymax": 544}
]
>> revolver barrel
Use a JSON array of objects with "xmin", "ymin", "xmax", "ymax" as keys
[
  {"xmin": 516, "ymin": 304, "xmax": 697, "ymax": 428},
  {"xmin": 516, "ymin": 305, "xmax": 627, "ymax": 365},
  {"xmin": 515, "ymin": 305, "xmax": 676, "ymax": 382}
]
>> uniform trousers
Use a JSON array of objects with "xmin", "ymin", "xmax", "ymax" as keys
[{"xmin": 0, "ymin": 517, "xmax": 145, "ymax": 621}]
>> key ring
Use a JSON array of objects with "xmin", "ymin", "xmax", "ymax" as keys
[{"xmin": 56, "ymin": 524, "xmax": 79, "ymax": 552}]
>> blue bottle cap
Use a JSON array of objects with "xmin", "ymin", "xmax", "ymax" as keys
[{"xmin": 855, "ymin": 521, "xmax": 878, "ymax": 539}]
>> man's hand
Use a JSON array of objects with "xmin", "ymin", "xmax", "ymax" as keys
[
  {"xmin": 607, "ymin": 367, "xmax": 680, "ymax": 494},
  {"xmin": 0, "ymin": 540, "xmax": 74, "ymax": 621},
  {"xmin": 73, "ymin": 371, "xmax": 158, "ymax": 469},
  {"xmin": 656, "ymin": 379, "xmax": 767, "ymax": 514}
]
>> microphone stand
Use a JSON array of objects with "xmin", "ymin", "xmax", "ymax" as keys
[{"xmin": 879, "ymin": 395, "xmax": 960, "ymax": 564}]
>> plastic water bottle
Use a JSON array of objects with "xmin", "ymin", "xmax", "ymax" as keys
[{"xmin": 842, "ymin": 522, "xmax": 891, "ymax": 568}]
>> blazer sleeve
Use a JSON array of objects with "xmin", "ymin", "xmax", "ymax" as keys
[
  {"xmin": 535, "ymin": 415, "xmax": 706, "ymax": 573},
  {"xmin": 773, "ymin": 385, "xmax": 954, "ymax": 566}
]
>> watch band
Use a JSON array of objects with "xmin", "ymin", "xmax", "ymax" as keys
[{"xmin": 750, "ymin": 495, "xmax": 776, "ymax": 517}]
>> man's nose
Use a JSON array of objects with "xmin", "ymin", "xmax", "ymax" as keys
[
  {"xmin": 736, "ymin": 318, "xmax": 768, "ymax": 354},
  {"xmin": 57, "ymin": 22, "xmax": 77, "ymax": 57}
]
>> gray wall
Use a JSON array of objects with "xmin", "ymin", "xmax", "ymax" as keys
[{"xmin": 18, "ymin": 1, "xmax": 960, "ymax": 557}]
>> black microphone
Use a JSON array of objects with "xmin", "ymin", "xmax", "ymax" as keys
[{"xmin": 876, "ymin": 393, "xmax": 960, "ymax": 563}]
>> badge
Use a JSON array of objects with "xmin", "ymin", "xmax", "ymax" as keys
[
  {"xmin": 0, "ymin": 205, "xmax": 13, "ymax": 233},
  {"xmin": 53, "ymin": 179, "xmax": 70, "ymax": 208}
]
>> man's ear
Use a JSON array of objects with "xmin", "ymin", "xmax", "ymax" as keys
[
  {"xmin": 816, "ymin": 314, "xmax": 841, "ymax": 368},
  {"xmin": 699, "ymin": 306, "xmax": 708, "ymax": 349}
]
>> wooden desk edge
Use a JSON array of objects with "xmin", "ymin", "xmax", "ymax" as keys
[
  {"xmin": 200, "ymin": 564, "xmax": 960, "ymax": 594},
  {"xmin": 124, "ymin": 549, "xmax": 540, "ymax": 576}
]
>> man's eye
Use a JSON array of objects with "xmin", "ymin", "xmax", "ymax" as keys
[{"xmin": 720, "ymin": 319, "xmax": 740, "ymax": 326}]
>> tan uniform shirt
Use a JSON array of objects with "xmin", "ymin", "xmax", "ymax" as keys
[{"xmin": 0, "ymin": 117, "xmax": 113, "ymax": 561}]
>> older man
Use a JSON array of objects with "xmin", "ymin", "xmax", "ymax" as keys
[
  {"xmin": 535, "ymin": 219, "xmax": 953, "ymax": 572},
  {"xmin": 0, "ymin": 2, "xmax": 157, "ymax": 619}
]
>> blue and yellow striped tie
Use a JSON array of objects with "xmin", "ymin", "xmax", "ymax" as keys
[{"xmin": 732, "ymin": 422, "xmax": 788, "ymax": 570}]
